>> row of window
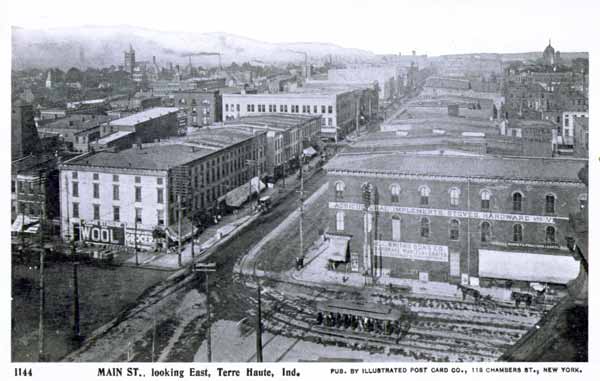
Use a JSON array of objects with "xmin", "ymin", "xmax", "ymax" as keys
[
  {"xmin": 241, "ymin": 103, "xmax": 334, "ymax": 114},
  {"xmin": 71, "ymin": 203, "xmax": 163, "ymax": 225},
  {"xmin": 335, "ymin": 212, "xmax": 558, "ymax": 244},
  {"xmin": 334, "ymin": 181, "xmax": 588, "ymax": 213},
  {"xmin": 72, "ymin": 182, "xmax": 164, "ymax": 204}
]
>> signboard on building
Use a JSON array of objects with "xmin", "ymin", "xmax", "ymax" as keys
[
  {"xmin": 80, "ymin": 224, "xmax": 125, "ymax": 245},
  {"xmin": 374, "ymin": 240, "xmax": 449, "ymax": 262},
  {"xmin": 125, "ymin": 228, "xmax": 155, "ymax": 249},
  {"xmin": 329, "ymin": 202, "xmax": 566, "ymax": 224}
]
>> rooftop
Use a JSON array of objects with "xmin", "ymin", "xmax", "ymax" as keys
[
  {"xmin": 95, "ymin": 130, "xmax": 135, "ymax": 145},
  {"xmin": 109, "ymin": 107, "xmax": 179, "ymax": 126},
  {"xmin": 229, "ymin": 114, "xmax": 320, "ymax": 131},
  {"xmin": 325, "ymin": 153, "xmax": 587, "ymax": 183},
  {"xmin": 65, "ymin": 143, "xmax": 216, "ymax": 171},
  {"xmin": 37, "ymin": 114, "xmax": 114, "ymax": 131}
]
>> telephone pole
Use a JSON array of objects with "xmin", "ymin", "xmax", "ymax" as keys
[
  {"xmin": 297, "ymin": 155, "xmax": 305, "ymax": 263},
  {"xmin": 37, "ymin": 173, "xmax": 46, "ymax": 361},
  {"xmin": 193, "ymin": 263, "xmax": 216, "ymax": 362},
  {"xmin": 256, "ymin": 279, "xmax": 263, "ymax": 362},
  {"xmin": 177, "ymin": 195, "xmax": 182, "ymax": 268},
  {"xmin": 134, "ymin": 217, "xmax": 139, "ymax": 266},
  {"xmin": 72, "ymin": 259, "xmax": 81, "ymax": 342}
]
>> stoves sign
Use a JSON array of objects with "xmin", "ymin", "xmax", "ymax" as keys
[{"xmin": 80, "ymin": 224, "xmax": 125, "ymax": 245}]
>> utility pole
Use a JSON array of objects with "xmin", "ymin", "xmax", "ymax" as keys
[
  {"xmin": 297, "ymin": 155, "xmax": 305, "ymax": 263},
  {"xmin": 134, "ymin": 216, "xmax": 139, "ymax": 266},
  {"xmin": 72, "ymin": 260, "xmax": 81, "ymax": 342},
  {"xmin": 38, "ymin": 173, "xmax": 46, "ymax": 362},
  {"xmin": 256, "ymin": 279, "xmax": 263, "ymax": 362},
  {"xmin": 177, "ymin": 195, "xmax": 182, "ymax": 268},
  {"xmin": 193, "ymin": 263, "xmax": 216, "ymax": 362}
]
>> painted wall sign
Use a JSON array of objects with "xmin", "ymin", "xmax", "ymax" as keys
[
  {"xmin": 80, "ymin": 224, "xmax": 125, "ymax": 245},
  {"xmin": 374, "ymin": 240, "xmax": 449, "ymax": 262},
  {"xmin": 328, "ymin": 202, "xmax": 567, "ymax": 224}
]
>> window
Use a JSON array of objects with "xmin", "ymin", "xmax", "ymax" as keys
[
  {"xmin": 112, "ymin": 185, "xmax": 119, "ymax": 200},
  {"xmin": 449, "ymin": 187, "xmax": 460, "ymax": 207},
  {"xmin": 481, "ymin": 222, "xmax": 491, "ymax": 242},
  {"xmin": 157, "ymin": 177, "xmax": 163, "ymax": 185},
  {"xmin": 236, "ymin": 104, "xmax": 240, "ymax": 112},
  {"xmin": 72, "ymin": 171, "xmax": 78, "ymax": 180},
  {"xmin": 93, "ymin": 183, "xmax": 99, "ymax": 198},
  {"xmin": 93, "ymin": 204, "xmax": 100, "ymax": 220},
  {"xmin": 135, "ymin": 176, "xmax": 141, "ymax": 184},
  {"xmin": 17, "ymin": 181, "xmax": 24, "ymax": 193},
  {"xmin": 11, "ymin": 180, "xmax": 15, "ymax": 193},
  {"xmin": 93, "ymin": 173, "xmax": 99, "ymax": 181},
  {"xmin": 313, "ymin": 105, "xmax": 318, "ymax": 113},
  {"xmin": 279, "ymin": 105, "xmax": 285, "ymax": 112},
  {"xmin": 328, "ymin": 105, "xmax": 333, "ymax": 114},
  {"xmin": 321, "ymin": 105, "xmax": 326, "ymax": 114},
  {"xmin": 513, "ymin": 224, "xmax": 523, "ymax": 242},
  {"xmin": 545, "ymin": 194, "xmax": 556, "ymax": 213},
  {"xmin": 420, "ymin": 217, "xmax": 430, "ymax": 238},
  {"xmin": 335, "ymin": 181, "xmax": 345, "ymax": 199},
  {"xmin": 392, "ymin": 216, "xmax": 401, "ymax": 241},
  {"xmin": 390, "ymin": 184, "xmax": 401, "ymax": 203},
  {"xmin": 113, "ymin": 206, "xmax": 120, "ymax": 222},
  {"xmin": 225, "ymin": 104, "xmax": 229, "ymax": 112},
  {"xmin": 72, "ymin": 182, "xmax": 79, "ymax": 197},
  {"xmin": 512, "ymin": 192, "xmax": 523, "ymax": 212},
  {"xmin": 336, "ymin": 211, "xmax": 345, "ymax": 231},
  {"xmin": 72, "ymin": 202, "xmax": 79, "ymax": 218},
  {"xmin": 135, "ymin": 208, "xmax": 142, "ymax": 224},
  {"xmin": 135, "ymin": 186, "xmax": 142, "ymax": 202},
  {"xmin": 579, "ymin": 194, "xmax": 588, "ymax": 210},
  {"xmin": 157, "ymin": 188, "xmax": 164, "ymax": 204},
  {"xmin": 545, "ymin": 226, "xmax": 556, "ymax": 244},
  {"xmin": 419, "ymin": 186, "xmax": 430, "ymax": 206},
  {"xmin": 247, "ymin": 104, "xmax": 251, "ymax": 112},
  {"xmin": 449, "ymin": 219, "xmax": 460, "ymax": 240},
  {"xmin": 481, "ymin": 190, "xmax": 491, "ymax": 210}
]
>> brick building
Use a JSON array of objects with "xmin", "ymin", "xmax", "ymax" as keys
[
  {"xmin": 224, "ymin": 114, "xmax": 322, "ymax": 179},
  {"xmin": 59, "ymin": 127, "xmax": 266, "ymax": 250},
  {"xmin": 170, "ymin": 90, "xmax": 222, "ymax": 127},
  {"xmin": 324, "ymin": 153, "xmax": 587, "ymax": 288}
]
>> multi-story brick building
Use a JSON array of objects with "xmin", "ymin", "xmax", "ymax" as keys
[
  {"xmin": 224, "ymin": 114, "xmax": 321, "ymax": 179},
  {"xmin": 222, "ymin": 86, "xmax": 366, "ymax": 141},
  {"xmin": 324, "ymin": 153, "xmax": 587, "ymax": 288},
  {"xmin": 59, "ymin": 129, "xmax": 266, "ymax": 250},
  {"xmin": 170, "ymin": 90, "xmax": 222, "ymax": 127}
]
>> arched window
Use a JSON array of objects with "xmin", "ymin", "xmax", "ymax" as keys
[
  {"xmin": 481, "ymin": 189, "xmax": 491, "ymax": 210},
  {"xmin": 513, "ymin": 192, "xmax": 523, "ymax": 212},
  {"xmin": 513, "ymin": 224, "xmax": 523, "ymax": 242},
  {"xmin": 420, "ymin": 217, "xmax": 430, "ymax": 238},
  {"xmin": 390, "ymin": 184, "xmax": 401, "ymax": 203},
  {"xmin": 336, "ymin": 211, "xmax": 345, "ymax": 231},
  {"xmin": 545, "ymin": 194, "xmax": 556, "ymax": 213},
  {"xmin": 392, "ymin": 215, "xmax": 401, "ymax": 241},
  {"xmin": 449, "ymin": 187, "xmax": 460, "ymax": 207},
  {"xmin": 545, "ymin": 226, "xmax": 556, "ymax": 243},
  {"xmin": 335, "ymin": 181, "xmax": 345, "ymax": 199},
  {"xmin": 419, "ymin": 185, "xmax": 430, "ymax": 206},
  {"xmin": 449, "ymin": 219, "xmax": 460, "ymax": 240},
  {"xmin": 481, "ymin": 221, "xmax": 491, "ymax": 242}
]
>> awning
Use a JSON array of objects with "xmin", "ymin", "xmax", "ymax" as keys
[
  {"xmin": 12, "ymin": 215, "xmax": 40, "ymax": 234},
  {"xmin": 325, "ymin": 236, "xmax": 350, "ymax": 262},
  {"xmin": 478, "ymin": 249, "xmax": 580, "ymax": 285},
  {"xmin": 225, "ymin": 177, "xmax": 265, "ymax": 207},
  {"xmin": 303, "ymin": 147, "xmax": 318, "ymax": 158},
  {"xmin": 166, "ymin": 217, "xmax": 198, "ymax": 242}
]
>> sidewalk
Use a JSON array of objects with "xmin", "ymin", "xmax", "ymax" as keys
[
  {"xmin": 287, "ymin": 239, "xmax": 516, "ymax": 303},
  {"xmin": 121, "ymin": 156, "xmax": 323, "ymax": 271}
]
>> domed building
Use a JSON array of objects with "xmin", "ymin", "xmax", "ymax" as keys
[{"xmin": 543, "ymin": 39, "xmax": 556, "ymax": 66}]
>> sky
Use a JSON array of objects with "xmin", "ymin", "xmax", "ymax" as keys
[{"xmin": 5, "ymin": 0, "xmax": 598, "ymax": 56}]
